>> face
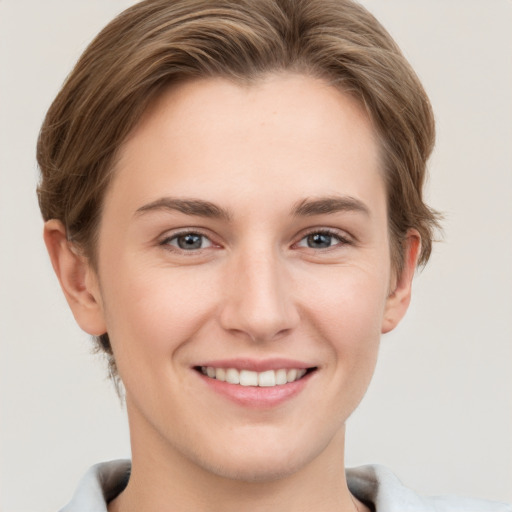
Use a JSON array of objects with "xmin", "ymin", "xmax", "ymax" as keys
[{"xmin": 78, "ymin": 74, "xmax": 412, "ymax": 481}]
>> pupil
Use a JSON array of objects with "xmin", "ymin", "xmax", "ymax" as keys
[
  {"xmin": 307, "ymin": 233, "xmax": 331, "ymax": 248},
  {"xmin": 178, "ymin": 234, "xmax": 202, "ymax": 250}
]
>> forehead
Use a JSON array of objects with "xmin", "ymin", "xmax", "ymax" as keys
[{"xmin": 109, "ymin": 73, "xmax": 384, "ymax": 216}]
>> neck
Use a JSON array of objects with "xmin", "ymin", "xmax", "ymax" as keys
[{"xmin": 109, "ymin": 404, "xmax": 367, "ymax": 512}]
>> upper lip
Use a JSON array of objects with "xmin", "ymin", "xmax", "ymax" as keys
[{"xmin": 194, "ymin": 358, "xmax": 316, "ymax": 372}]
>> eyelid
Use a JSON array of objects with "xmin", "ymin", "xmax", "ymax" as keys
[
  {"xmin": 158, "ymin": 228, "xmax": 220, "ymax": 252},
  {"xmin": 156, "ymin": 226, "xmax": 353, "ymax": 253},
  {"xmin": 294, "ymin": 227, "xmax": 353, "ymax": 249}
]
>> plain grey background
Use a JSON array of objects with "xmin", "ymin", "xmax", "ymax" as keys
[{"xmin": 1, "ymin": 1, "xmax": 511, "ymax": 511}]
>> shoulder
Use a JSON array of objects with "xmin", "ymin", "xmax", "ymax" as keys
[
  {"xmin": 346, "ymin": 465, "xmax": 511, "ymax": 512},
  {"xmin": 59, "ymin": 460, "xmax": 130, "ymax": 512}
]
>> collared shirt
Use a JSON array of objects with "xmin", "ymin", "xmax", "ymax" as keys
[{"xmin": 59, "ymin": 460, "xmax": 511, "ymax": 512}]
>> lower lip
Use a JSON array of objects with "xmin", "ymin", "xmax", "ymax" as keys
[{"xmin": 196, "ymin": 371, "xmax": 314, "ymax": 408}]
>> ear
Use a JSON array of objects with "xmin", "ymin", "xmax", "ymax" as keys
[
  {"xmin": 43, "ymin": 219, "xmax": 107, "ymax": 336},
  {"xmin": 381, "ymin": 229, "xmax": 421, "ymax": 334}
]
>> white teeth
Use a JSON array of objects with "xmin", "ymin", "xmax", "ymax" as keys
[
  {"xmin": 240, "ymin": 370, "xmax": 258, "ymax": 386},
  {"xmin": 200, "ymin": 366, "xmax": 310, "ymax": 387},
  {"xmin": 258, "ymin": 370, "xmax": 276, "ymax": 387},
  {"xmin": 275, "ymin": 369, "xmax": 287, "ymax": 385},
  {"xmin": 215, "ymin": 367, "xmax": 226, "ymax": 382},
  {"xmin": 225, "ymin": 368, "xmax": 240, "ymax": 384},
  {"xmin": 286, "ymin": 369, "xmax": 297, "ymax": 382}
]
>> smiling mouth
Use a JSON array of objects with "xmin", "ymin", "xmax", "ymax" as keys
[{"xmin": 195, "ymin": 366, "xmax": 317, "ymax": 387}]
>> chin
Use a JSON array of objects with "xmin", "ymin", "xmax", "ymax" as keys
[
  {"xmin": 195, "ymin": 453, "xmax": 308, "ymax": 483},
  {"xmin": 181, "ymin": 432, "xmax": 326, "ymax": 483}
]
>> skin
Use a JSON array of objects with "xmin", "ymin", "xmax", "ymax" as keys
[{"xmin": 45, "ymin": 73, "xmax": 419, "ymax": 512}]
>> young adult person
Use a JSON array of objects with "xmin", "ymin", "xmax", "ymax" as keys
[{"xmin": 36, "ymin": 0, "xmax": 511, "ymax": 511}]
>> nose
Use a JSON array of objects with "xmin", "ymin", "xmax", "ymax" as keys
[{"xmin": 219, "ymin": 246, "xmax": 300, "ymax": 343}]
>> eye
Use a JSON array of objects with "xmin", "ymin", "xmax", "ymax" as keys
[
  {"xmin": 162, "ymin": 232, "xmax": 213, "ymax": 251},
  {"xmin": 296, "ymin": 230, "xmax": 348, "ymax": 250}
]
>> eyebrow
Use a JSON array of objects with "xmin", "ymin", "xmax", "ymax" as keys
[
  {"xmin": 135, "ymin": 195, "xmax": 370, "ymax": 221},
  {"xmin": 135, "ymin": 197, "xmax": 232, "ymax": 221},
  {"xmin": 292, "ymin": 196, "xmax": 370, "ymax": 217}
]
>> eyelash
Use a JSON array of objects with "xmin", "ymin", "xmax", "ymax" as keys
[
  {"xmin": 295, "ymin": 228, "xmax": 352, "ymax": 250},
  {"xmin": 160, "ymin": 230, "xmax": 215, "ymax": 253},
  {"xmin": 159, "ymin": 228, "xmax": 352, "ymax": 254}
]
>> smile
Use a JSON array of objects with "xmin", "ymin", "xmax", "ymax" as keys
[
  {"xmin": 199, "ymin": 366, "xmax": 309, "ymax": 387},
  {"xmin": 194, "ymin": 361, "xmax": 317, "ymax": 407}
]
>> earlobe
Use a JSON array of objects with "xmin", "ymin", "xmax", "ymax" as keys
[
  {"xmin": 43, "ymin": 219, "xmax": 107, "ymax": 336},
  {"xmin": 381, "ymin": 230, "xmax": 421, "ymax": 334}
]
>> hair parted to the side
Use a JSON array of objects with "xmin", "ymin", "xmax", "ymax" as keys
[{"xmin": 37, "ymin": 0, "xmax": 441, "ymax": 381}]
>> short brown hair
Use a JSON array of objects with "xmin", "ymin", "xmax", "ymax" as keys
[{"xmin": 37, "ymin": 0, "xmax": 441, "ymax": 375}]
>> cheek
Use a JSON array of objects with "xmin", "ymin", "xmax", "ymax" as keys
[
  {"xmin": 299, "ymin": 263, "xmax": 389, "ymax": 337},
  {"xmin": 297, "ymin": 264, "xmax": 388, "ymax": 387},
  {"xmin": 100, "ymin": 263, "xmax": 220, "ymax": 364}
]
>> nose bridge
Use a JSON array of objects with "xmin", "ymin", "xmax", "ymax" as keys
[{"xmin": 220, "ymin": 240, "xmax": 299, "ymax": 341}]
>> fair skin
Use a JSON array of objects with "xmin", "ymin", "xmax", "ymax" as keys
[{"xmin": 45, "ymin": 73, "xmax": 419, "ymax": 512}]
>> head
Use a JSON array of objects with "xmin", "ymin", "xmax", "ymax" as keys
[
  {"xmin": 37, "ymin": 0, "xmax": 439, "ymax": 379},
  {"xmin": 38, "ymin": 0, "xmax": 439, "ymax": 481}
]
